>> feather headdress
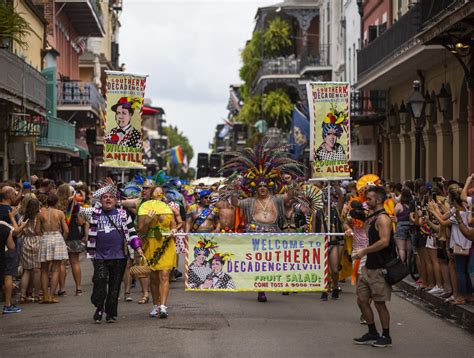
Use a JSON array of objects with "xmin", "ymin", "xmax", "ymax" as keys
[{"xmin": 220, "ymin": 139, "xmax": 304, "ymax": 195}]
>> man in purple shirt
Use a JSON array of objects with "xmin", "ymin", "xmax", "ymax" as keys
[{"xmin": 86, "ymin": 185, "xmax": 143, "ymax": 323}]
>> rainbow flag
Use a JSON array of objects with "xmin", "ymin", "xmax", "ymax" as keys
[{"xmin": 171, "ymin": 145, "xmax": 184, "ymax": 165}]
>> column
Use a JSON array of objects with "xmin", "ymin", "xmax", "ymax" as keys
[
  {"xmin": 398, "ymin": 133, "xmax": 412, "ymax": 181},
  {"xmin": 451, "ymin": 118, "xmax": 468, "ymax": 181},
  {"xmin": 389, "ymin": 134, "xmax": 401, "ymax": 182},
  {"xmin": 434, "ymin": 123, "xmax": 452, "ymax": 179},
  {"xmin": 423, "ymin": 126, "xmax": 437, "ymax": 181}
]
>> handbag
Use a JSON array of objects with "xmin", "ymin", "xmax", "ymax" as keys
[
  {"xmin": 130, "ymin": 256, "xmax": 150, "ymax": 278},
  {"xmin": 383, "ymin": 257, "xmax": 409, "ymax": 285},
  {"xmin": 453, "ymin": 244, "xmax": 470, "ymax": 256}
]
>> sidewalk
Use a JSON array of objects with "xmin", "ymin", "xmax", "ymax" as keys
[{"xmin": 395, "ymin": 278, "xmax": 474, "ymax": 333}]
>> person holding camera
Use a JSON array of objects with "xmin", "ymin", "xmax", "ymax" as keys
[
  {"xmin": 428, "ymin": 188, "xmax": 472, "ymax": 305},
  {"xmin": 352, "ymin": 186, "xmax": 396, "ymax": 348}
]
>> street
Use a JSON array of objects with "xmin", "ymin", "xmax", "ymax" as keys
[{"xmin": 0, "ymin": 257, "xmax": 472, "ymax": 358}]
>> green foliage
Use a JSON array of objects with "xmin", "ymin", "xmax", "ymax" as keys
[
  {"xmin": 262, "ymin": 89, "xmax": 292, "ymax": 128},
  {"xmin": 162, "ymin": 125, "xmax": 194, "ymax": 180},
  {"xmin": 263, "ymin": 17, "xmax": 292, "ymax": 57},
  {"xmin": 239, "ymin": 30, "xmax": 262, "ymax": 85},
  {"xmin": 236, "ymin": 94, "xmax": 261, "ymax": 125},
  {"xmin": 0, "ymin": 2, "xmax": 32, "ymax": 49}
]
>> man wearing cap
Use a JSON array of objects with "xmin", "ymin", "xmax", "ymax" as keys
[
  {"xmin": 185, "ymin": 190, "xmax": 220, "ymax": 233},
  {"xmin": 85, "ymin": 185, "xmax": 143, "ymax": 323}
]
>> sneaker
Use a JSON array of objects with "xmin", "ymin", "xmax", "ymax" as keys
[
  {"xmin": 320, "ymin": 292, "xmax": 328, "ymax": 301},
  {"xmin": 175, "ymin": 270, "xmax": 183, "ymax": 278},
  {"xmin": 3, "ymin": 305, "xmax": 22, "ymax": 314},
  {"xmin": 149, "ymin": 304, "xmax": 159, "ymax": 318},
  {"xmin": 159, "ymin": 305, "xmax": 168, "ymax": 319},
  {"xmin": 257, "ymin": 292, "xmax": 267, "ymax": 302},
  {"xmin": 372, "ymin": 335, "xmax": 392, "ymax": 348},
  {"xmin": 93, "ymin": 308, "xmax": 103, "ymax": 323},
  {"xmin": 331, "ymin": 290, "xmax": 339, "ymax": 300},
  {"xmin": 427, "ymin": 286, "xmax": 443, "ymax": 295},
  {"xmin": 359, "ymin": 315, "xmax": 368, "ymax": 325},
  {"xmin": 124, "ymin": 295, "xmax": 133, "ymax": 302},
  {"xmin": 444, "ymin": 295, "xmax": 455, "ymax": 303},
  {"xmin": 353, "ymin": 333, "xmax": 380, "ymax": 345},
  {"xmin": 440, "ymin": 291, "xmax": 453, "ymax": 299},
  {"xmin": 106, "ymin": 315, "xmax": 116, "ymax": 323}
]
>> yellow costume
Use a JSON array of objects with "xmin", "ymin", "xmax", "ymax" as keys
[{"xmin": 138, "ymin": 200, "xmax": 176, "ymax": 271}]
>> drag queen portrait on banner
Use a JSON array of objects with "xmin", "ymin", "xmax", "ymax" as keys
[
  {"xmin": 188, "ymin": 238, "xmax": 217, "ymax": 288},
  {"xmin": 106, "ymin": 96, "xmax": 142, "ymax": 148},
  {"xmin": 315, "ymin": 104, "xmax": 348, "ymax": 161},
  {"xmin": 200, "ymin": 253, "xmax": 235, "ymax": 289}
]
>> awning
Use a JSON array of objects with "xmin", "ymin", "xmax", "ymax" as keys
[{"xmin": 142, "ymin": 106, "xmax": 164, "ymax": 116}]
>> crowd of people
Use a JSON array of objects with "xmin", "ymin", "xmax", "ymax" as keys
[{"xmin": 0, "ymin": 148, "xmax": 472, "ymax": 348}]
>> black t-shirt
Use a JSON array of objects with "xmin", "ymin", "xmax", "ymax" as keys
[
  {"xmin": 0, "ymin": 222, "xmax": 12, "ymax": 284},
  {"xmin": 0, "ymin": 204, "xmax": 12, "ymax": 224},
  {"xmin": 366, "ymin": 212, "xmax": 397, "ymax": 269}
]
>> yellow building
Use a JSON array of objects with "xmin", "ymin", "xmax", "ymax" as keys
[{"xmin": 11, "ymin": 0, "xmax": 46, "ymax": 71}]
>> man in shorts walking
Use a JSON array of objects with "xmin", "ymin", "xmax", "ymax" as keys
[{"xmin": 352, "ymin": 186, "xmax": 395, "ymax": 348}]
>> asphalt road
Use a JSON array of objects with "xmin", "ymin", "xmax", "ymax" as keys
[{"xmin": 1, "ymin": 256, "xmax": 472, "ymax": 358}]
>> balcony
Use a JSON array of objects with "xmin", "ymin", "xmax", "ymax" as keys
[
  {"xmin": 57, "ymin": 0, "xmax": 105, "ymax": 37},
  {"xmin": 37, "ymin": 116, "xmax": 78, "ymax": 155},
  {"xmin": 0, "ymin": 49, "xmax": 46, "ymax": 113},
  {"xmin": 57, "ymin": 80, "xmax": 105, "ymax": 117},
  {"xmin": 251, "ymin": 46, "xmax": 331, "ymax": 94},
  {"xmin": 357, "ymin": 4, "xmax": 422, "ymax": 78}
]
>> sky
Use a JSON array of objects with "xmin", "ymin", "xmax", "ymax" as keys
[{"xmin": 120, "ymin": 0, "xmax": 276, "ymax": 167}]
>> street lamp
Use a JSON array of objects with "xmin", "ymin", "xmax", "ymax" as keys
[
  {"xmin": 436, "ymin": 83, "xmax": 451, "ymax": 115},
  {"xmin": 398, "ymin": 100, "xmax": 409, "ymax": 129},
  {"xmin": 387, "ymin": 105, "xmax": 397, "ymax": 130},
  {"xmin": 407, "ymin": 80, "xmax": 426, "ymax": 179}
]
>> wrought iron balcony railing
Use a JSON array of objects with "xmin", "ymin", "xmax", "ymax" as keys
[
  {"xmin": 58, "ymin": 80, "xmax": 105, "ymax": 115},
  {"xmin": 38, "ymin": 115, "xmax": 77, "ymax": 152}
]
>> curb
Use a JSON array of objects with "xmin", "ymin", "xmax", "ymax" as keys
[{"xmin": 395, "ymin": 279, "xmax": 474, "ymax": 333}]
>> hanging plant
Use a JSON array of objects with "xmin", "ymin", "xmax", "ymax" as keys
[
  {"xmin": 262, "ymin": 89, "xmax": 292, "ymax": 129},
  {"xmin": 263, "ymin": 17, "xmax": 292, "ymax": 57}
]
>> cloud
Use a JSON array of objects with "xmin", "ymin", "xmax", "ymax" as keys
[{"xmin": 120, "ymin": 0, "xmax": 275, "ymax": 167}]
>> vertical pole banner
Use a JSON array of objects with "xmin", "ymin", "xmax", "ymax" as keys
[
  {"xmin": 101, "ymin": 71, "xmax": 148, "ymax": 169},
  {"xmin": 307, "ymin": 82, "xmax": 351, "ymax": 180}
]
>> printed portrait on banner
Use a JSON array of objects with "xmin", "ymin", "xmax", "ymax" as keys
[
  {"xmin": 102, "ymin": 71, "xmax": 147, "ymax": 169},
  {"xmin": 307, "ymin": 82, "xmax": 351, "ymax": 179}
]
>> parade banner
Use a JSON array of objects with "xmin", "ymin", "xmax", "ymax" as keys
[
  {"xmin": 185, "ymin": 233, "xmax": 328, "ymax": 292},
  {"xmin": 101, "ymin": 71, "xmax": 148, "ymax": 169},
  {"xmin": 307, "ymin": 82, "xmax": 351, "ymax": 180}
]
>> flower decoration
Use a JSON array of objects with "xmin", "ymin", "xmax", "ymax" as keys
[
  {"xmin": 193, "ymin": 237, "xmax": 219, "ymax": 257},
  {"xmin": 212, "ymin": 252, "xmax": 234, "ymax": 263}
]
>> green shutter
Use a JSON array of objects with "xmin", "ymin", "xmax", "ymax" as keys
[{"xmin": 42, "ymin": 67, "xmax": 57, "ymax": 117}]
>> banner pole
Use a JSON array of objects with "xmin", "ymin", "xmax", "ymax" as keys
[
  {"xmin": 121, "ymin": 170, "xmax": 125, "ymax": 184},
  {"xmin": 327, "ymin": 181, "xmax": 331, "ymax": 233}
]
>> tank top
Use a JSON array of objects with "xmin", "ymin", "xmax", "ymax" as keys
[
  {"xmin": 396, "ymin": 204, "xmax": 410, "ymax": 222},
  {"xmin": 366, "ymin": 211, "xmax": 397, "ymax": 269}
]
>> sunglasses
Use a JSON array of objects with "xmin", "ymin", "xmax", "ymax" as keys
[{"xmin": 202, "ymin": 196, "xmax": 210, "ymax": 199}]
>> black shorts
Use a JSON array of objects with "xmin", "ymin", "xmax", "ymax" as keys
[{"xmin": 4, "ymin": 249, "xmax": 19, "ymax": 276}]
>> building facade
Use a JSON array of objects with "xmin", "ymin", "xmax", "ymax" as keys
[{"xmin": 356, "ymin": 0, "xmax": 473, "ymax": 182}]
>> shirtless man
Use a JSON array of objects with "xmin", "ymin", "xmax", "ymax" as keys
[
  {"xmin": 214, "ymin": 194, "xmax": 235, "ymax": 233},
  {"xmin": 231, "ymin": 181, "xmax": 294, "ymax": 302},
  {"xmin": 185, "ymin": 190, "xmax": 220, "ymax": 233}
]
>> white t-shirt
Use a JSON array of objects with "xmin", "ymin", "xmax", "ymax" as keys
[{"xmin": 449, "ymin": 211, "xmax": 472, "ymax": 250}]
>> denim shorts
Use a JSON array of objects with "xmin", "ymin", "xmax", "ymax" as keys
[{"xmin": 395, "ymin": 222, "xmax": 411, "ymax": 240}]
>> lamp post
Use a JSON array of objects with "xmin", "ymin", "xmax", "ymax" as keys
[{"xmin": 407, "ymin": 80, "xmax": 426, "ymax": 179}]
